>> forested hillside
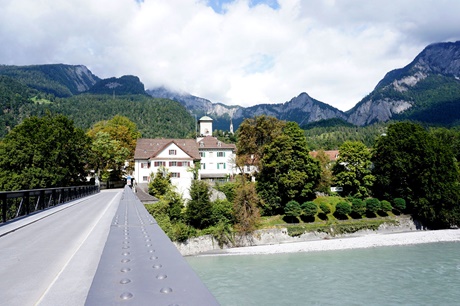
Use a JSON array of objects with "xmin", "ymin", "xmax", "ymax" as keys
[
  {"xmin": 302, "ymin": 119, "xmax": 388, "ymax": 150},
  {"xmin": 0, "ymin": 87, "xmax": 196, "ymax": 139},
  {"xmin": 0, "ymin": 64, "xmax": 99, "ymax": 97},
  {"xmin": 0, "ymin": 65, "xmax": 196, "ymax": 138}
]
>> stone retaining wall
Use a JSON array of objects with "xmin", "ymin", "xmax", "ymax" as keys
[{"xmin": 174, "ymin": 216, "xmax": 420, "ymax": 256}]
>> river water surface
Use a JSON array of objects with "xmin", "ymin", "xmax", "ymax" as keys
[{"xmin": 186, "ymin": 242, "xmax": 460, "ymax": 305}]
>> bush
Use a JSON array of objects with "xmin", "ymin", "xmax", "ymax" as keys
[
  {"xmin": 285, "ymin": 200, "xmax": 302, "ymax": 218},
  {"xmin": 211, "ymin": 199, "xmax": 234, "ymax": 225},
  {"xmin": 205, "ymin": 221, "xmax": 234, "ymax": 247},
  {"xmin": 320, "ymin": 202, "xmax": 331, "ymax": 215},
  {"xmin": 302, "ymin": 201, "xmax": 318, "ymax": 218},
  {"xmin": 171, "ymin": 222, "xmax": 194, "ymax": 242},
  {"xmin": 365, "ymin": 198, "xmax": 381, "ymax": 215},
  {"xmin": 393, "ymin": 198, "xmax": 406, "ymax": 212},
  {"xmin": 162, "ymin": 190, "xmax": 184, "ymax": 222},
  {"xmin": 380, "ymin": 200, "xmax": 393, "ymax": 212},
  {"xmin": 351, "ymin": 198, "xmax": 366, "ymax": 216},
  {"xmin": 335, "ymin": 201, "xmax": 352, "ymax": 217},
  {"xmin": 215, "ymin": 182, "xmax": 237, "ymax": 202}
]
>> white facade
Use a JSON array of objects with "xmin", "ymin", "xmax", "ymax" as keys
[
  {"xmin": 198, "ymin": 139, "xmax": 236, "ymax": 183},
  {"xmin": 133, "ymin": 117, "xmax": 236, "ymax": 201},
  {"xmin": 134, "ymin": 140, "xmax": 199, "ymax": 200}
]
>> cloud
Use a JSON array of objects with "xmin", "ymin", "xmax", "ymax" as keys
[{"xmin": 1, "ymin": 0, "xmax": 460, "ymax": 111}]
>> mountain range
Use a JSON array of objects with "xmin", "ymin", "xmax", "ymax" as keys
[
  {"xmin": 1, "ymin": 40, "xmax": 460, "ymax": 134},
  {"xmin": 148, "ymin": 41, "xmax": 460, "ymax": 130}
]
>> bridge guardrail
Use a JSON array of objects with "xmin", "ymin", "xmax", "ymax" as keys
[{"xmin": 0, "ymin": 185, "xmax": 100, "ymax": 223}]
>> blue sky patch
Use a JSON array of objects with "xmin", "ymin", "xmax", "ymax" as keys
[
  {"xmin": 244, "ymin": 54, "xmax": 275, "ymax": 74},
  {"xmin": 207, "ymin": 0, "xmax": 280, "ymax": 14}
]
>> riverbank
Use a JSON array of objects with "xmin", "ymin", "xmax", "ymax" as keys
[
  {"xmin": 176, "ymin": 215, "xmax": 449, "ymax": 256},
  {"xmin": 213, "ymin": 229, "xmax": 460, "ymax": 256}
]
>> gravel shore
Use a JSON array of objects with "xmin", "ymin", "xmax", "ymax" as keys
[{"xmin": 204, "ymin": 229, "xmax": 460, "ymax": 256}]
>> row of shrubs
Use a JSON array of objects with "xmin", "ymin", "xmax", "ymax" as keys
[{"xmin": 284, "ymin": 197, "xmax": 407, "ymax": 222}]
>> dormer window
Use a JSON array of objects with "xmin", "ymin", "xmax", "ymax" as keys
[
  {"xmin": 169, "ymin": 149, "xmax": 177, "ymax": 155},
  {"xmin": 217, "ymin": 141, "xmax": 222, "ymax": 147},
  {"xmin": 200, "ymin": 142, "xmax": 204, "ymax": 147}
]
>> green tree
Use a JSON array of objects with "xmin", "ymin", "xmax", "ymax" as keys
[
  {"xmin": 87, "ymin": 115, "xmax": 140, "ymax": 178},
  {"xmin": 284, "ymin": 200, "xmax": 302, "ymax": 221},
  {"xmin": 148, "ymin": 168, "xmax": 172, "ymax": 198},
  {"xmin": 350, "ymin": 198, "xmax": 366, "ymax": 217},
  {"xmin": 320, "ymin": 203, "xmax": 331, "ymax": 215},
  {"xmin": 233, "ymin": 180, "xmax": 261, "ymax": 233},
  {"xmin": 210, "ymin": 199, "xmax": 234, "ymax": 225},
  {"xmin": 301, "ymin": 201, "xmax": 318, "ymax": 218},
  {"xmin": 162, "ymin": 189, "xmax": 184, "ymax": 222},
  {"xmin": 335, "ymin": 201, "xmax": 351, "ymax": 218},
  {"xmin": 332, "ymin": 141, "xmax": 375, "ymax": 198},
  {"xmin": 372, "ymin": 122, "xmax": 460, "ymax": 228},
  {"xmin": 89, "ymin": 131, "xmax": 130, "ymax": 181},
  {"xmin": 0, "ymin": 114, "xmax": 90, "ymax": 190},
  {"xmin": 312, "ymin": 149, "xmax": 334, "ymax": 194},
  {"xmin": 380, "ymin": 200, "xmax": 393, "ymax": 213},
  {"xmin": 257, "ymin": 122, "xmax": 321, "ymax": 215},
  {"xmin": 186, "ymin": 180, "xmax": 212, "ymax": 229},
  {"xmin": 393, "ymin": 198, "xmax": 406, "ymax": 213},
  {"xmin": 236, "ymin": 115, "xmax": 285, "ymax": 172},
  {"xmin": 87, "ymin": 115, "xmax": 141, "ymax": 156},
  {"xmin": 365, "ymin": 198, "xmax": 381, "ymax": 216}
]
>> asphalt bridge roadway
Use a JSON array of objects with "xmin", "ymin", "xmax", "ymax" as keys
[{"xmin": 0, "ymin": 186, "xmax": 219, "ymax": 305}]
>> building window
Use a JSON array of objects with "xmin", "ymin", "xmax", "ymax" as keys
[
  {"xmin": 169, "ymin": 149, "xmax": 177, "ymax": 155},
  {"xmin": 246, "ymin": 165, "xmax": 251, "ymax": 172},
  {"xmin": 141, "ymin": 162, "xmax": 150, "ymax": 168},
  {"xmin": 169, "ymin": 161, "xmax": 177, "ymax": 167},
  {"xmin": 217, "ymin": 152, "xmax": 225, "ymax": 157},
  {"xmin": 199, "ymin": 151, "xmax": 206, "ymax": 157},
  {"xmin": 142, "ymin": 176, "xmax": 149, "ymax": 182},
  {"xmin": 199, "ymin": 142, "xmax": 204, "ymax": 147},
  {"xmin": 154, "ymin": 161, "xmax": 165, "ymax": 167},
  {"xmin": 217, "ymin": 162, "xmax": 226, "ymax": 169},
  {"xmin": 177, "ymin": 161, "xmax": 190, "ymax": 167},
  {"xmin": 170, "ymin": 172, "xmax": 180, "ymax": 178},
  {"xmin": 201, "ymin": 163, "xmax": 206, "ymax": 170}
]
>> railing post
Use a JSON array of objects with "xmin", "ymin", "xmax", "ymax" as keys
[
  {"xmin": 25, "ymin": 191, "xmax": 30, "ymax": 215},
  {"xmin": 1, "ymin": 193, "xmax": 6, "ymax": 223},
  {"xmin": 39, "ymin": 190, "xmax": 45, "ymax": 210}
]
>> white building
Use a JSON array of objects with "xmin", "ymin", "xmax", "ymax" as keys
[
  {"xmin": 133, "ymin": 116, "xmax": 236, "ymax": 200},
  {"xmin": 198, "ymin": 136, "xmax": 236, "ymax": 183}
]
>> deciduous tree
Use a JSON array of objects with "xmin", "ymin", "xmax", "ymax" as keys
[
  {"xmin": 257, "ymin": 122, "xmax": 320, "ymax": 215},
  {"xmin": 0, "ymin": 114, "xmax": 90, "ymax": 190},
  {"xmin": 372, "ymin": 122, "xmax": 460, "ymax": 228},
  {"xmin": 233, "ymin": 179, "xmax": 261, "ymax": 233},
  {"xmin": 332, "ymin": 141, "xmax": 375, "ymax": 198}
]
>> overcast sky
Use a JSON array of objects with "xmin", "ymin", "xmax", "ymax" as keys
[{"xmin": 1, "ymin": 0, "xmax": 460, "ymax": 111}]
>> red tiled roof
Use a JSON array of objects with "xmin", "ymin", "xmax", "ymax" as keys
[
  {"xmin": 309, "ymin": 150, "xmax": 339, "ymax": 161},
  {"xmin": 198, "ymin": 136, "xmax": 236, "ymax": 150},
  {"xmin": 134, "ymin": 138, "xmax": 201, "ymax": 160}
]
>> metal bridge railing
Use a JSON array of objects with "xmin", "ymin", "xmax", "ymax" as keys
[{"xmin": 0, "ymin": 185, "xmax": 100, "ymax": 223}]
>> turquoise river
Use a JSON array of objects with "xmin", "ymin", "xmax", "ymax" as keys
[{"xmin": 186, "ymin": 242, "xmax": 460, "ymax": 306}]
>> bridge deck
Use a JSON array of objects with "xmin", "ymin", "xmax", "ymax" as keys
[{"xmin": 0, "ymin": 187, "xmax": 218, "ymax": 305}]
